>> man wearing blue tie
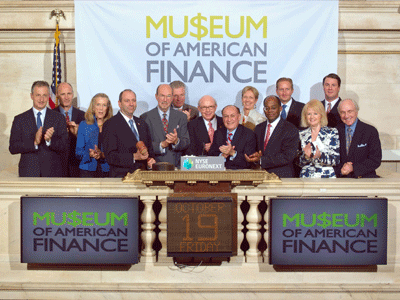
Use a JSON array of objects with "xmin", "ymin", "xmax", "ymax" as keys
[
  {"xmin": 9, "ymin": 81, "xmax": 68, "ymax": 177},
  {"xmin": 276, "ymin": 77, "xmax": 304, "ymax": 129},
  {"xmin": 102, "ymin": 89, "xmax": 155, "ymax": 177}
]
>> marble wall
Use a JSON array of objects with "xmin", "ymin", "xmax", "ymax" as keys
[{"xmin": 1, "ymin": 0, "xmax": 400, "ymax": 172}]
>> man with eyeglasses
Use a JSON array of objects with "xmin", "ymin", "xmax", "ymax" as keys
[
  {"xmin": 170, "ymin": 80, "xmax": 199, "ymax": 122},
  {"xmin": 245, "ymin": 95, "xmax": 299, "ymax": 177},
  {"xmin": 187, "ymin": 95, "xmax": 224, "ymax": 156},
  {"xmin": 334, "ymin": 99, "xmax": 381, "ymax": 178},
  {"xmin": 209, "ymin": 105, "xmax": 256, "ymax": 169},
  {"xmin": 141, "ymin": 84, "xmax": 189, "ymax": 167}
]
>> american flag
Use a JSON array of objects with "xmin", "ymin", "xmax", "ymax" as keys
[{"xmin": 49, "ymin": 23, "xmax": 61, "ymax": 109}]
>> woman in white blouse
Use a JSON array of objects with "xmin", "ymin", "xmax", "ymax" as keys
[{"xmin": 239, "ymin": 86, "xmax": 266, "ymax": 131}]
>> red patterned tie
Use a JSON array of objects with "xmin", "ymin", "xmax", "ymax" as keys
[
  {"xmin": 327, "ymin": 102, "xmax": 332, "ymax": 114},
  {"xmin": 227, "ymin": 132, "xmax": 233, "ymax": 144},
  {"xmin": 208, "ymin": 122, "xmax": 214, "ymax": 144},
  {"xmin": 162, "ymin": 113, "xmax": 168, "ymax": 134},
  {"xmin": 263, "ymin": 124, "xmax": 271, "ymax": 151},
  {"xmin": 65, "ymin": 112, "xmax": 70, "ymax": 123}
]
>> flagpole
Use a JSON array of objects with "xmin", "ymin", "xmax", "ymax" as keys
[{"xmin": 49, "ymin": 9, "xmax": 65, "ymax": 109}]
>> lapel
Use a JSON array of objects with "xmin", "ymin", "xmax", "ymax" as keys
[
  {"xmin": 118, "ymin": 112, "xmax": 138, "ymax": 143},
  {"xmin": 133, "ymin": 116, "xmax": 146, "ymax": 142},
  {"xmin": 267, "ymin": 119, "xmax": 283, "ymax": 148},
  {"xmin": 168, "ymin": 109, "xmax": 179, "ymax": 134},
  {"xmin": 258, "ymin": 122, "xmax": 267, "ymax": 151},
  {"xmin": 347, "ymin": 121, "xmax": 362, "ymax": 158},
  {"xmin": 199, "ymin": 117, "xmax": 209, "ymax": 140},
  {"xmin": 231, "ymin": 125, "xmax": 243, "ymax": 146},
  {"xmin": 216, "ymin": 116, "xmax": 224, "ymax": 129},
  {"xmin": 42, "ymin": 109, "xmax": 52, "ymax": 131},
  {"xmin": 28, "ymin": 108, "xmax": 38, "ymax": 133}
]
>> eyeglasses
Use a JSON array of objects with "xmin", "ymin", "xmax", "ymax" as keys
[{"xmin": 199, "ymin": 105, "xmax": 216, "ymax": 111}]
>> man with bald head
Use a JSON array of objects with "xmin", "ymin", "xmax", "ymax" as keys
[
  {"xmin": 54, "ymin": 82, "xmax": 85, "ymax": 177},
  {"xmin": 209, "ymin": 105, "xmax": 256, "ymax": 169},
  {"xmin": 141, "ymin": 84, "xmax": 189, "ymax": 167},
  {"xmin": 334, "ymin": 99, "xmax": 382, "ymax": 178},
  {"xmin": 187, "ymin": 95, "xmax": 224, "ymax": 156},
  {"xmin": 245, "ymin": 95, "xmax": 300, "ymax": 178}
]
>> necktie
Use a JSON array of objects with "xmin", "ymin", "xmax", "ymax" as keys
[
  {"xmin": 281, "ymin": 104, "xmax": 287, "ymax": 119},
  {"xmin": 65, "ymin": 111, "xmax": 70, "ymax": 123},
  {"xmin": 162, "ymin": 113, "xmax": 168, "ymax": 134},
  {"xmin": 263, "ymin": 124, "xmax": 272, "ymax": 151},
  {"xmin": 227, "ymin": 132, "xmax": 233, "ymax": 144},
  {"xmin": 36, "ymin": 111, "xmax": 42, "ymax": 129},
  {"xmin": 346, "ymin": 127, "xmax": 352, "ymax": 154},
  {"xmin": 208, "ymin": 122, "xmax": 215, "ymax": 144},
  {"xmin": 129, "ymin": 119, "xmax": 140, "ymax": 141},
  {"xmin": 327, "ymin": 102, "xmax": 332, "ymax": 114}
]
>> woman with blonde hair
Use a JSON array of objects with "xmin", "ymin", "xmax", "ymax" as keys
[
  {"xmin": 298, "ymin": 99, "xmax": 339, "ymax": 178},
  {"xmin": 76, "ymin": 93, "xmax": 113, "ymax": 177},
  {"xmin": 239, "ymin": 86, "xmax": 266, "ymax": 130}
]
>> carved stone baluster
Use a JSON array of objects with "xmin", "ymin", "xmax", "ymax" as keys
[
  {"xmin": 157, "ymin": 196, "xmax": 172, "ymax": 262},
  {"xmin": 140, "ymin": 195, "xmax": 156, "ymax": 262},
  {"xmin": 236, "ymin": 195, "xmax": 246, "ymax": 262},
  {"xmin": 263, "ymin": 197, "xmax": 269, "ymax": 262},
  {"xmin": 246, "ymin": 195, "xmax": 262, "ymax": 262}
]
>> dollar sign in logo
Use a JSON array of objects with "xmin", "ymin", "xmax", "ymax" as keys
[
  {"xmin": 190, "ymin": 13, "xmax": 208, "ymax": 41},
  {"xmin": 67, "ymin": 210, "xmax": 82, "ymax": 227},
  {"xmin": 317, "ymin": 212, "xmax": 331, "ymax": 229}
]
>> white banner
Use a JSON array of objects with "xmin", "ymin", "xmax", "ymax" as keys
[{"xmin": 75, "ymin": 0, "xmax": 338, "ymax": 116}]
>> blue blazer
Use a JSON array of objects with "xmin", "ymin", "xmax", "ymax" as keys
[{"xmin": 76, "ymin": 119, "xmax": 110, "ymax": 172}]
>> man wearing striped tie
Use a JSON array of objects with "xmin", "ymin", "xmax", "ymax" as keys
[
  {"xmin": 209, "ymin": 105, "xmax": 256, "ymax": 170},
  {"xmin": 321, "ymin": 73, "xmax": 343, "ymax": 128},
  {"xmin": 103, "ymin": 89, "xmax": 155, "ymax": 177},
  {"xmin": 334, "ymin": 99, "xmax": 382, "ymax": 178}
]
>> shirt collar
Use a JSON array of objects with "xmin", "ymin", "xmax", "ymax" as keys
[
  {"xmin": 281, "ymin": 98, "xmax": 292, "ymax": 108},
  {"xmin": 158, "ymin": 107, "xmax": 170, "ymax": 119},
  {"xmin": 32, "ymin": 106, "xmax": 47, "ymax": 116},
  {"xmin": 345, "ymin": 118, "xmax": 358, "ymax": 133}
]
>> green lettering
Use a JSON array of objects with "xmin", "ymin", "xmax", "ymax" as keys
[{"xmin": 282, "ymin": 213, "xmax": 300, "ymax": 227}]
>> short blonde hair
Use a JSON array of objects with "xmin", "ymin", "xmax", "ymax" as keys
[
  {"xmin": 85, "ymin": 93, "xmax": 113, "ymax": 125},
  {"xmin": 300, "ymin": 99, "xmax": 328, "ymax": 128},
  {"xmin": 241, "ymin": 86, "xmax": 259, "ymax": 100}
]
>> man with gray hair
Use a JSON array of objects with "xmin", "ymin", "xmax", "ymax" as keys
[
  {"xmin": 170, "ymin": 80, "xmax": 199, "ymax": 122},
  {"xmin": 334, "ymin": 99, "xmax": 382, "ymax": 178}
]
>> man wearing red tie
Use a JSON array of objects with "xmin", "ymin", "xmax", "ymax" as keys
[
  {"xmin": 321, "ymin": 73, "xmax": 343, "ymax": 128},
  {"xmin": 187, "ymin": 95, "xmax": 224, "ymax": 156},
  {"xmin": 245, "ymin": 95, "xmax": 299, "ymax": 178},
  {"xmin": 209, "ymin": 105, "xmax": 256, "ymax": 169}
]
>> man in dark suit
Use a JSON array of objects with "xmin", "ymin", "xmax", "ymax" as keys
[
  {"xmin": 141, "ymin": 84, "xmax": 190, "ymax": 167},
  {"xmin": 187, "ymin": 95, "xmax": 224, "ymax": 156},
  {"xmin": 103, "ymin": 89, "xmax": 155, "ymax": 178},
  {"xmin": 170, "ymin": 80, "xmax": 199, "ymax": 122},
  {"xmin": 9, "ymin": 80, "xmax": 68, "ymax": 177},
  {"xmin": 276, "ymin": 77, "xmax": 304, "ymax": 129},
  {"xmin": 54, "ymin": 82, "xmax": 85, "ymax": 177},
  {"xmin": 321, "ymin": 73, "xmax": 343, "ymax": 128},
  {"xmin": 334, "ymin": 99, "xmax": 382, "ymax": 178},
  {"xmin": 209, "ymin": 105, "xmax": 256, "ymax": 169},
  {"xmin": 245, "ymin": 96, "xmax": 300, "ymax": 178}
]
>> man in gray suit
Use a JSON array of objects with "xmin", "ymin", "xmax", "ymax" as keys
[
  {"xmin": 141, "ymin": 84, "xmax": 190, "ymax": 167},
  {"xmin": 170, "ymin": 80, "xmax": 199, "ymax": 122}
]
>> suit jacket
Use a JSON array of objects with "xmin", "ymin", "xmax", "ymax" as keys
[
  {"xmin": 9, "ymin": 108, "xmax": 68, "ymax": 177},
  {"xmin": 102, "ymin": 112, "xmax": 155, "ymax": 178},
  {"xmin": 141, "ymin": 107, "xmax": 189, "ymax": 167},
  {"xmin": 173, "ymin": 103, "xmax": 199, "ymax": 121},
  {"xmin": 187, "ymin": 116, "xmax": 224, "ymax": 156},
  {"xmin": 209, "ymin": 124, "xmax": 256, "ymax": 169},
  {"xmin": 286, "ymin": 98, "xmax": 304, "ymax": 129},
  {"xmin": 334, "ymin": 120, "xmax": 382, "ymax": 178},
  {"xmin": 53, "ymin": 106, "xmax": 85, "ymax": 177},
  {"xmin": 322, "ymin": 98, "xmax": 343, "ymax": 128},
  {"xmin": 255, "ymin": 119, "xmax": 300, "ymax": 178}
]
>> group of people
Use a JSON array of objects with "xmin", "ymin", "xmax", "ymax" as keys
[{"xmin": 9, "ymin": 73, "xmax": 382, "ymax": 179}]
